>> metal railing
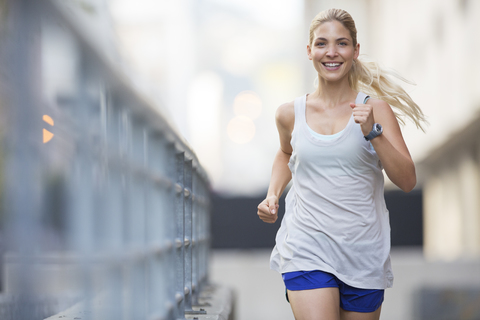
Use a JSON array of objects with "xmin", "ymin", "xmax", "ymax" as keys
[{"xmin": 0, "ymin": 1, "xmax": 210, "ymax": 319}]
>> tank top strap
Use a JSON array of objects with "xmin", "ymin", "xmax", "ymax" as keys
[
  {"xmin": 290, "ymin": 95, "xmax": 307, "ymax": 145},
  {"xmin": 356, "ymin": 92, "xmax": 371, "ymax": 104},
  {"xmin": 293, "ymin": 94, "xmax": 307, "ymax": 128}
]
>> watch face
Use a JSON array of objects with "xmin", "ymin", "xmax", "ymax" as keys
[{"xmin": 364, "ymin": 123, "xmax": 383, "ymax": 141}]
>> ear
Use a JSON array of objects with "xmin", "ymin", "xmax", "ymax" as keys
[
  {"xmin": 354, "ymin": 43, "xmax": 360, "ymax": 60},
  {"xmin": 307, "ymin": 44, "xmax": 313, "ymax": 60}
]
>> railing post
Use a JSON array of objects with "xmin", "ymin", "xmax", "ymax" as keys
[
  {"xmin": 3, "ymin": 0, "xmax": 43, "ymax": 319},
  {"xmin": 183, "ymin": 157, "xmax": 208, "ymax": 317},
  {"xmin": 175, "ymin": 151, "xmax": 186, "ymax": 319},
  {"xmin": 192, "ymin": 168, "xmax": 200, "ymax": 305},
  {"xmin": 184, "ymin": 158, "xmax": 193, "ymax": 312}
]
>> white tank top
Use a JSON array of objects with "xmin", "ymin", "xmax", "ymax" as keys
[{"xmin": 270, "ymin": 92, "xmax": 394, "ymax": 289}]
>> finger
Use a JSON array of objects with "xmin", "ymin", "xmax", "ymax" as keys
[
  {"xmin": 353, "ymin": 109, "xmax": 370, "ymax": 118},
  {"xmin": 271, "ymin": 204, "xmax": 279, "ymax": 215},
  {"xmin": 258, "ymin": 209, "xmax": 275, "ymax": 221},
  {"xmin": 268, "ymin": 203, "xmax": 277, "ymax": 214},
  {"xmin": 354, "ymin": 106, "xmax": 372, "ymax": 116},
  {"xmin": 261, "ymin": 214, "xmax": 277, "ymax": 223},
  {"xmin": 257, "ymin": 202, "xmax": 270, "ymax": 215},
  {"xmin": 258, "ymin": 210, "xmax": 270, "ymax": 221},
  {"xmin": 266, "ymin": 199, "xmax": 279, "ymax": 214}
]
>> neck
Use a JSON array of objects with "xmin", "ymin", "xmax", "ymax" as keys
[{"xmin": 310, "ymin": 76, "xmax": 356, "ymax": 107}]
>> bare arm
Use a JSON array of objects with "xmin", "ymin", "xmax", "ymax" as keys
[
  {"xmin": 351, "ymin": 99, "xmax": 416, "ymax": 192},
  {"xmin": 257, "ymin": 101, "xmax": 295, "ymax": 223}
]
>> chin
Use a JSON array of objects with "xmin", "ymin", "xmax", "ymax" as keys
[{"xmin": 319, "ymin": 74, "xmax": 347, "ymax": 83}]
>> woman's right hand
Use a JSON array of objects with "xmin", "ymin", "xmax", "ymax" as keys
[
  {"xmin": 257, "ymin": 196, "xmax": 279, "ymax": 224},
  {"xmin": 257, "ymin": 101, "xmax": 293, "ymax": 225}
]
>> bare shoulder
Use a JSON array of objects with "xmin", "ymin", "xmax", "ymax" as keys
[
  {"xmin": 275, "ymin": 101, "xmax": 295, "ymax": 132},
  {"xmin": 368, "ymin": 97, "xmax": 391, "ymax": 110},
  {"xmin": 275, "ymin": 101, "xmax": 295, "ymax": 154},
  {"xmin": 368, "ymin": 98, "xmax": 397, "ymax": 121}
]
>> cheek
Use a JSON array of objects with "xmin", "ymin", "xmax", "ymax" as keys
[
  {"xmin": 342, "ymin": 48, "xmax": 355, "ymax": 59},
  {"xmin": 313, "ymin": 50, "xmax": 324, "ymax": 59}
]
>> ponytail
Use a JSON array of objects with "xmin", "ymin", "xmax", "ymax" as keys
[{"xmin": 349, "ymin": 57, "xmax": 427, "ymax": 131}]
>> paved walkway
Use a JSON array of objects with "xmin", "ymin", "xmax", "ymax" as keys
[{"xmin": 210, "ymin": 248, "xmax": 480, "ymax": 320}]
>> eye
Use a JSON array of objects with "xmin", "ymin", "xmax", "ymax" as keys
[
  {"xmin": 316, "ymin": 42, "xmax": 326, "ymax": 47},
  {"xmin": 339, "ymin": 42, "xmax": 348, "ymax": 46}
]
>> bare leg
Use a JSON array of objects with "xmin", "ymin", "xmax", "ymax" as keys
[
  {"xmin": 287, "ymin": 287, "xmax": 341, "ymax": 320},
  {"xmin": 340, "ymin": 305, "xmax": 382, "ymax": 320}
]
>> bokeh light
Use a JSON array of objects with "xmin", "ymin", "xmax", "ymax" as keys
[
  {"xmin": 233, "ymin": 91, "xmax": 262, "ymax": 120},
  {"xmin": 227, "ymin": 115, "xmax": 256, "ymax": 144}
]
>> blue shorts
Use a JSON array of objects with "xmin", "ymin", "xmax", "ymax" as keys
[{"xmin": 282, "ymin": 270, "xmax": 384, "ymax": 313}]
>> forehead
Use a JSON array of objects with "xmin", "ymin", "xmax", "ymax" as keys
[{"xmin": 313, "ymin": 20, "xmax": 351, "ymax": 40}]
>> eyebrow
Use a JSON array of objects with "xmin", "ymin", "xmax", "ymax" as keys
[{"xmin": 315, "ymin": 37, "xmax": 351, "ymax": 42}]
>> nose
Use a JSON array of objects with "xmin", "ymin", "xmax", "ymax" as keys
[{"xmin": 326, "ymin": 44, "xmax": 337, "ymax": 58}]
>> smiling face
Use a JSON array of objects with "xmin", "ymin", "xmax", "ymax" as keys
[{"xmin": 307, "ymin": 20, "xmax": 359, "ymax": 84}]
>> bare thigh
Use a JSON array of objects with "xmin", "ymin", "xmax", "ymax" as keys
[
  {"xmin": 287, "ymin": 287, "xmax": 340, "ymax": 320},
  {"xmin": 340, "ymin": 305, "xmax": 382, "ymax": 320}
]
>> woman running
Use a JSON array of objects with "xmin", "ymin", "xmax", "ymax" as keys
[{"xmin": 257, "ymin": 8, "xmax": 426, "ymax": 320}]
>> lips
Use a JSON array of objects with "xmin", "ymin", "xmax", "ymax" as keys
[{"xmin": 322, "ymin": 62, "xmax": 343, "ymax": 69}]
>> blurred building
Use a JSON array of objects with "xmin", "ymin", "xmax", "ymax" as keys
[
  {"xmin": 51, "ymin": 0, "xmax": 120, "ymax": 61},
  {"xmin": 421, "ymin": 112, "xmax": 480, "ymax": 261},
  {"xmin": 367, "ymin": 0, "xmax": 480, "ymax": 261}
]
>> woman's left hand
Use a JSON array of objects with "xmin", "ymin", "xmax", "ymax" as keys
[{"xmin": 350, "ymin": 103, "xmax": 375, "ymax": 136}]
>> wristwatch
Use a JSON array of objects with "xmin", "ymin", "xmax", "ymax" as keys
[{"xmin": 364, "ymin": 123, "xmax": 383, "ymax": 141}]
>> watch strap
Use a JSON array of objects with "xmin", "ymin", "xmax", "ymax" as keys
[{"xmin": 364, "ymin": 123, "xmax": 382, "ymax": 141}]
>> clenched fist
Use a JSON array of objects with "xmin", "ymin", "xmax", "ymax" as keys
[
  {"xmin": 350, "ymin": 102, "xmax": 375, "ymax": 136},
  {"xmin": 257, "ymin": 195, "xmax": 279, "ymax": 224}
]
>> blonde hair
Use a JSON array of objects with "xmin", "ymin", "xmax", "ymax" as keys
[{"xmin": 309, "ymin": 9, "xmax": 427, "ymax": 131}]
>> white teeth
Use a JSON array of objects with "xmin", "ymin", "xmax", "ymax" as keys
[{"xmin": 325, "ymin": 63, "xmax": 341, "ymax": 67}]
